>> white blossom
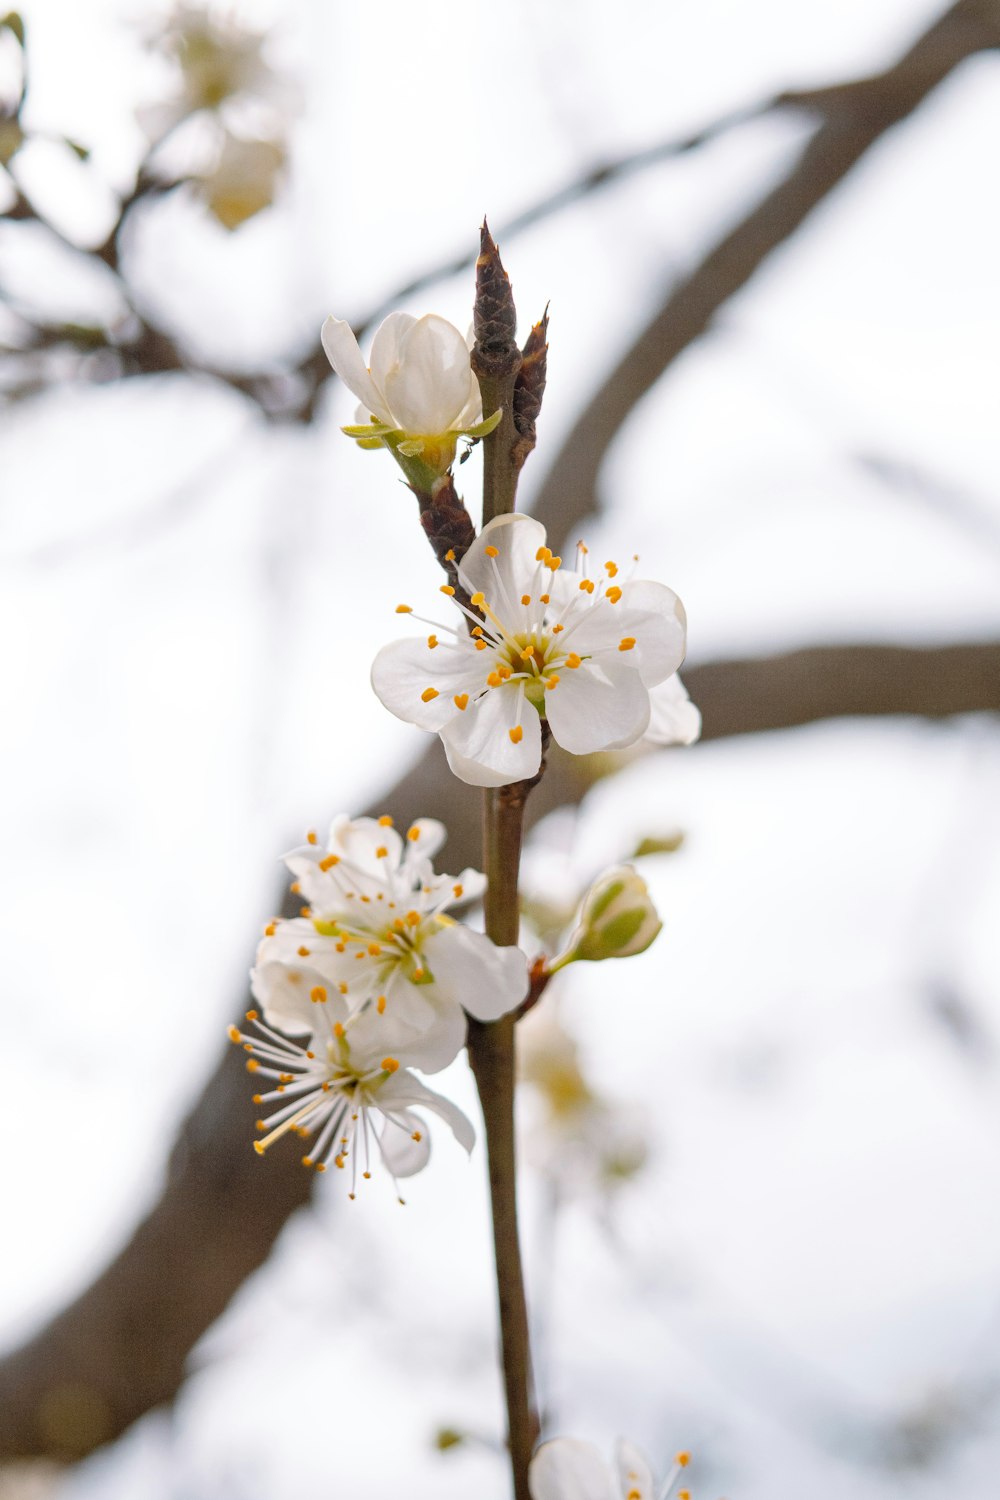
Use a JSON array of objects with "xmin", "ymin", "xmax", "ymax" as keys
[
  {"xmin": 372, "ymin": 513, "xmax": 692, "ymax": 787},
  {"xmin": 321, "ymin": 312, "xmax": 501, "ymax": 478},
  {"xmin": 251, "ymin": 815, "xmax": 528, "ymax": 1072},
  {"xmin": 230, "ymin": 993, "xmax": 474, "ymax": 1200},
  {"xmin": 198, "ymin": 130, "xmax": 284, "ymax": 229},
  {"xmin": 139, "ymin": 5, "xmax": 286, "ymax": 139},
  {"xmin": 529, "ymin": 1438, "xmax": 691, "ymax": 1500}
]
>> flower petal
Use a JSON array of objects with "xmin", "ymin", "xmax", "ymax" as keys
[
  {"xmin": 544, "ymin": 657, "xmax": 649, "ymax": 754},
  {"xmin": 250, "ymin": 956, "xmax": 348, "ymax": 1034},
  {"xmin": 458, "ymin": 512, "xmax": 549, "ymax": 605},
  {"xmin": 378, "ymin": 1071, "xmax": 476, "ymax": 1155},
  {"xmin": 644, "ymin": 672, "xmax": 701, "ymax": 746},
  {"xmin": 326, "ymin": 814, "xmax": 405, "ymax": 877},
  {"xmin": 440, "ymin": 683, "xmax": 542, "ymax": 787},
  {"xmin": 383, "ymin": 315, "xmax": 473, "ymax": 433},
  {"xmin": 613, "ymin": 579, "xmax": 687, "ymax": 684},
  {"xmin": 423, "ymin": 923, "xmax": 529, "ymax": 1021},
  {"xmin": 528, "ymin": 1439, "xmax": 616, "ymax": 1500},
  {"xmin": 615, "ymin": 1439, "xmax": 655, "ymax": 1500},
  {"xmin": 377, "ymin": 1107, "xmax": 432, "ymax": 1178},
  {"xmin": 367, "ymin": 310, "xmax": 417, "ymax": 398},
  {"xmin": 321, "ymin": 316, "xmax": 389, "ymax": 423},
  {"xmin": 372, "ymin": 637, "xmax": 480, "ymax": 732}
]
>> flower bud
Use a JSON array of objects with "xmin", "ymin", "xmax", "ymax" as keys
[{"xmin": 553, "ymin": 865, "xmax": 662, "ymax": 968}]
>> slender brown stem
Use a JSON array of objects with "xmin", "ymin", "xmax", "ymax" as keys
[{"xmin": 467, "ymin": 784, "xmax": 539, "ymax": 1500}]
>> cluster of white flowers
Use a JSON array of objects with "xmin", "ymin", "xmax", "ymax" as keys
[
  {"xmin": 232, "ymin": 814, "xmax": 528, "ymax": 1196},
  {"xmin": 529, "ymin": 1438, "xmax": 692, "ymax": 1500}
]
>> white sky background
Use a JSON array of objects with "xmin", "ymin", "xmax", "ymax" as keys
[{"xmin": 2, "ymin": 1, "xmax": 1000, "ymax": 1497}]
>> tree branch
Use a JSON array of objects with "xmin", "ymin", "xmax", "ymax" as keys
[
  {"xmin": 1, "ymin": 637, "xmax": 998, "ymax": 1460},
  {"xmin": 4, "ymin": 0, "xmax": 1000, "ymax": 1463}
]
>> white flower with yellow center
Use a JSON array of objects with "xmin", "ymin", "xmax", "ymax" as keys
[
  {"xmin": 230, "ymin": 993, "xmax": 474, "ymax": 1201},
  {"xmin": 529, "ymin": 1439, "xmax": 692, "ymax": 1500},
  {"xmin": 251, "ymin": 815, "xmax": 528, "ymax": 1073},
  {"xmin": 372, "ymin": 513, "xmax": 692, "ymax": 787},
  {"xmin": 321, "ymin": 312, "xmax": 501, "ymax": 480}
]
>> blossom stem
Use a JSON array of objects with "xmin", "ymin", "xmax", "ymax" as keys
[{"xmin": 467, "ymin": 780, "xmax": 539, "ymax": 1500}]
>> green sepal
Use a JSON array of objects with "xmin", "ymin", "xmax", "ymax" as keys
[{"xmin": 0, "ymin": 11, "xmax": 25, "ymax": 45}]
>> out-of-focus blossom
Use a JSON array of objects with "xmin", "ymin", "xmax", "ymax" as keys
[
  {"xmin": 529, "ymin": 1438, "xmax": 692, "ymax": 1500},
  {"xmin": 252, "ymin": 815, "xmax": 528, "ymax": 1072},
  {"xmin": 196, "ymin": 128, "xmax": 283, "ymax": 228},
  {"xmin": 372, "ymin": 513, "xmax": 691, "ymax": 787},
  {"xmin": 551, "ymin": 865, "xmax": 661, "ymax": 969},
  {"xmin": 139, "ymin": 5, "xmax": 284, "ymax": 138},
  {"xmin": 519, "ymin": 1006, "xmax": 650, "ymax": 1195},
  {"xmin": 229, "ymin": 995, "xmax": 474, "ymax": 1198},
  {"xmin": 646, "ymin": 670, "xmax": 701, "ymax": 746},
  {"xmin": 322, "ymin": 312, "xmax": 501, "ymax": 480}
]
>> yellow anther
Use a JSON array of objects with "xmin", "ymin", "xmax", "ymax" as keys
[
  {"xmin": 520, "ymin": 594, "xmax": 531, "ymax": 606},
  {"xmin": 566, "ymin": 653, "xmax": 582, "ymax": 668},
  {"xmin": 359, "ymin": 895, "xmax": 370, "ymax": 903},
  {"xmin": 363, "ymin": 1170, "xmax": 372, "ymax": 1179},
  {"xmin": 407, "ymin": 826, "xmax": 421, "ymax": 842},
  {"xmin": 255, "ymin": 1119, "xmax": 266, "ymax": 1131},
  {"xmin": 627, "ymin": 1491, "xmax": 641, "ymax": 1500},
  {"xmin": 471, "ymin": 591, "xmax": 486, "ymax": 607},
  {"xmin": 675, "ymin": 1453, "xmax": 690, "ymax": 1468},
  {"xmin": 499, "ymin": 664, "xmax": 512, "ymax": 679},
  {"xmin": 551, "ymin": 623, "xmax": 564, "ymax": 634},
  {"xmin": 618, "ymin": 636, "xmax": 636, "ymax": 651},
  {"xmin": 306, "ymin": 829, "xmax": 318, "ymax": 844},
  {"xmin": 382, "ymin": 1057, "xmax": 400, "ymax": 1073},
  {"xmin": 334, "ymin": 1153, "xmax": 346, "ymax": 1169},
  {"xmin": 246, "ymin": 1059, "xmax": 259, "ymax": 1073},
  {"xmin": 421, "ymin": 687, "xmax": 439, "ymax": 703},
  {"xmin": 310, "ymin": 985, "xmax": 327, "ymax": 1003},
  {"xmin": 319, "ymin": 853, "xmax": 339, "ymax": 870},
  {"xmin": 338, "ymin": 982, "xmax": 349, "ymax": 994},
  {"xmin": 539, "ymin": 592, "xmax": 550, "ymax": 604},
  {"xmin": 333, "ymin": 1021, "xmax": 345, "ymax": 1038},
  {"xmin": 577, "ymin": 540, "xmax": 589, "ymax": 553},
  {"xmin": 440, "ymin": 584, "xmax": 455, "ymax": 596},
  {"xmin": 315, "ymin": 1162, "xmax": 327, "ymax": 1173},
  {"xmin": 472, "ymin": 624, "xmax": 485, "ymax": 636},
  {"xmin": 395, "ymin": 604, "xmax": 412, "ymax": 613},
  {"xmin": 227, "ymin": 1025, "xmax": 240, "ymax": 1043},
  {"xmin": 509, "ymin": 725, "xmax": 523, "ymax": 744},
  {"xmin": 252, "ymin": 1093, "xmax": 263, "ymax": 1104},
  {"xmin": 487, "ymin": 670, "xmax": 503, "ymax": 688},
  {"xmin": 278, "ymin": 1072, "xmax": 293, "ymax": 1084},
  {"xmin": 454, "ymin": 693, "xmax": 469, "ymax": 710},
  {"xmin": 453, "ymin": 883, "xmax": 464, "ymax": 898},
  {"xmin": 445, "ymin": 547, "xmax": 456, "ymax": 561},
  {"xmin": 243, "ymin": 1043, "xmax": 253, "ymax": 1053},
  {"xmin": 546, "ymin": 674, "xmax": 560, "ymax": 689},
  {"xmin": 289, "ymin": 881, "xmax": 301, "ymax": 894},
  {"xmin": 605, "ymin": 560, "xmax": 618, "ymax": 577},
  {"xmin": 301, "ymin": 1155, "xmax": 314, "ymax": 1168},
  {"xmin": 264, "ymin": 922, "xmax": 276, "ymax": 936},
  {"xmin": 606, "ymin": 585, "xmax": 623, "ymax": 603},
  {"xmin": 411, "ymin": 1130, "xmax": 423, "ymax": 1142},
  {"xmin": 485, "ymin": 545, "xmax": 499, "ymax": 558},
  {"xmin": 427, "ymin": 634, "xmax": 438, "ymax": 648},
  {"xmin": 300, "ymin": 906, "xmax": 312, "ymax": 919},
  {"xmin": 297, "ymin": 945, "xmax": 310, "ymax": 957},
  {"xmin": 375, "ymin": 845, "xmax": 388, "ymax": 858},
  {"xmin": 579, "ymin": 578, "xmax": 595, "ymax": 594},
  {"xmin": 253, "ymin": 1140, "xmax": 265, "ymax": 1155},
  {"xmin": 549, "ymin": 555, "xmax": 562, "ymax": 569},
  {"xmin": 367, "ymin": 942, "xmax": 382, "ymax": 956},
  {"xmin": 377, "ymin": 995, "xmax": 386, "ymax": 1014},
  {"xmin": 535, "ymin": 546, "xmax": 551, "ymax": 562},
  {"xmin": 520, "ymin": 648, "xmax": 534, "ymax": 661},
  {"xmin": 335, "ymin": 941, "xmax": 346, "ymax": 952},
  {"xmin": 401, "ymin": 909, "xmax": 419, "ymax": 928},
  {"xmin": 475, "ymin": 640, "xmax": 488, "ymax": 650},
  {"xmin": 677, "ymin": 1492, "xmax": 690, "ymax": 1500},
  {"xmin": 412, "ymin": 966, "xmax": 426, "ymax": 981}
]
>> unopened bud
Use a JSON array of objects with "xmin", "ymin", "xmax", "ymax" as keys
[{"xmin": 553, "ymin": 865, "xmax": 662, "ymax": 968}]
